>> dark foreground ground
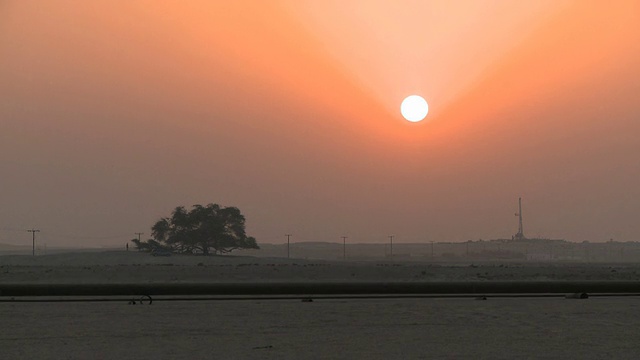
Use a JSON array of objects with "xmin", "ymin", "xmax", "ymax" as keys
[
  {"xmin": 2, "ymin": 252, "xmax": 640, "ymax": 359},
  {"xmin": 1, "ymin": 297, "xmax": 639, "ymax": 359}
]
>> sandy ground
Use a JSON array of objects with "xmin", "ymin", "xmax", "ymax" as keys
[
  {"xmin": 1, "ymin": 251, "xmax": 640, "ymax": 284},
  {"xmin": 2, "ymin": 251, "xmax": 640, "ymax": 359},
  {"xmin": 1, "ymin": 297, "xmax": 639, "ymax": 359}
]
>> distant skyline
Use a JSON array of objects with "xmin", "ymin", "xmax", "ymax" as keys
[{"xmin": 1, "ymin": 1, "xmax": 640, "ymax": 246}]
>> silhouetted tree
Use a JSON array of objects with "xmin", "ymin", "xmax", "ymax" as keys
[{"xmin": 138, "ymin": 203, "xmax": 258, "ymax": 255}]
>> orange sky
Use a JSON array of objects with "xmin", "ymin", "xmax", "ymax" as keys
[{"xmin": 1, "ymin": 1, "xmax": 639, "ymax": 246}]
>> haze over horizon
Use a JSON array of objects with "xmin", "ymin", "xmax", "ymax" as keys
[{"xmin": 1, "ymin": 1, "xmax": 640, "ymax": 247}]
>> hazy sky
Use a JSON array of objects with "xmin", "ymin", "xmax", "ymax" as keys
[{"xmin": 1, "ymin": 1, "xmax": 639, "ymax": 246}]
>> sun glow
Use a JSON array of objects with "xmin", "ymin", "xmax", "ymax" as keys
[{"xmin": 400, "ymin": 95, "xmax": 429, "ymax": 122}]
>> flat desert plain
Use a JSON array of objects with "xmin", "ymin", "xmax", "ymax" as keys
[
  {"xmin": 2, "ymin": 250, "xmax": 640, "ymax": 283},
  {"xmin": 2, "ymin": 251, "xmax": 640, "ymax": 359}
]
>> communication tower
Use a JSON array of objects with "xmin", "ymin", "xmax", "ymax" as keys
[{"xmin": 513, "ymin": 197, "xmax": 525, "ymax": 240}]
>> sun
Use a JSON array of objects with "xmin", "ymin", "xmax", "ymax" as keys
[{"xmin": 400, "ymin": 95, "xmax": 429, "ymax": 122}]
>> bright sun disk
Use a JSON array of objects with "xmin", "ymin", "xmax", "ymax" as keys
[{"xmin": 401, "ymin": 95, "xmax": 429, "ymax": 122}]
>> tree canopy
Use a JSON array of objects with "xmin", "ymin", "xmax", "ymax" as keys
[{"xmin": 132, "ymin": 203, "xmax": 259, "ymax": 255}]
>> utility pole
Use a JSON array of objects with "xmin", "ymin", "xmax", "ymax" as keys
[
  {"xmin": 285, "ymin": 234, "xmax": 292, "ymax": 258},
  {"xmin": 514, "ymin": 197, "xmax": 525, "ymax": 240},
  {"xmin": 389, "ymin": 235, "xmax": 394, "ymax": 258},
  {"xmin": 341, "ymin": 236, "xmax": 347, "ymax": 260},
  {"xmin": 27, "ymin": 229, "xmax": 40, "ymax": 256},
  {"xmin": 135, "ymin": 232, "xmax": 144, "ymax": 242}
]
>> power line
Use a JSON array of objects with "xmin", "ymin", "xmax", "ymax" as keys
[
  {"xmin": 0, "ymin": 227, "xmax": 29, "ymax": 233},
  {"xmin": 29, "ymin": 231, "xmax": 132, "ymax": 240}
]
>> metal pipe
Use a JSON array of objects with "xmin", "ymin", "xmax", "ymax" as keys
[{"xmin": 2, "ymin": 281, "xmax": 640, "ymax": 297}]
